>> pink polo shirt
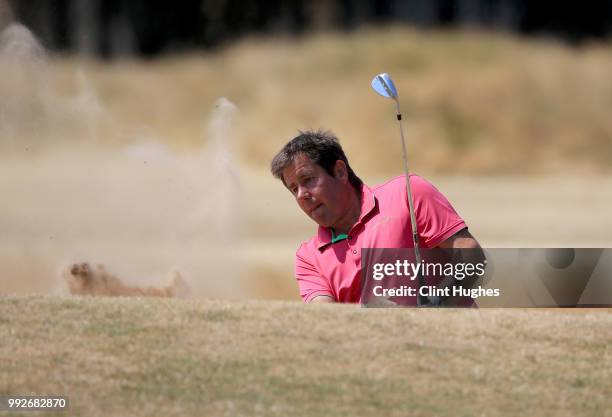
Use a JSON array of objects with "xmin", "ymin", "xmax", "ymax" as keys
[{"xmin": 295, "ymin": 175, "xmax": 467, "ymax": 303}]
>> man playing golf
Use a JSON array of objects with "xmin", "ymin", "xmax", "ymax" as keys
[{"xmin": 270, "ymin": 129, "xmax": 482, "ymax": 304}]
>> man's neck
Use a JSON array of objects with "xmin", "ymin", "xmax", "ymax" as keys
[{"xmin": 331, "ymin": 187, "xmax": 362, "ymax": 235}]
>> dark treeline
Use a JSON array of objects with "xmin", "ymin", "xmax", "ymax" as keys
[{"xmin": 7, "ymin": 0, "xmax": 612, "ymax": 58}]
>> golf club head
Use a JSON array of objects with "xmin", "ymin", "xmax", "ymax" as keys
[{"xmin": 371, "ymin": 73, "xmax": 398, "ymax": 100}]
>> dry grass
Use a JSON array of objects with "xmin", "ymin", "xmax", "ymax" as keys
[
  {"xmin": 0, "ymin": 296, "xmax": 610, "ymax": 417},
  {"xmin": 2, "ymin": 27, "xmax": 612, "ymax": 175}
]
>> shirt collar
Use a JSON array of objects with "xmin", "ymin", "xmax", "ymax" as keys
[{"xmin": 316, "ymin": 183, "xmax": 377, "ymax": 250}]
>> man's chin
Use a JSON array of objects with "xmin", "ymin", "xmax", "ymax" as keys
[
  {"xmin": 312, "ymin": 219, "xmax": 329, "ymax": 228},
  {"xmin": 310, "ymin": 214, "xmax": 331, "ymax": 228}
]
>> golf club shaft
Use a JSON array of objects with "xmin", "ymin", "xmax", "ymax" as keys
[{"xmin": 394, "ymin": 100, "xmax": 428, "ymax": 307}]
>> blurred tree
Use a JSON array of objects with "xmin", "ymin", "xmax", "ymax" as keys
[
  {"xmin": 69, "ymin": 0, "xmax": 99, "ymax": 56},
  {"xmin": 7, "ymin": 0, "xmax": 612, "ymax": 58},
  {"xmin": 0, "ymin": 0, "xmax": 15, "ymax": 31},
  {"xmin": 306, "ymin": 0, "xmax": 338, "ymax": 29}
]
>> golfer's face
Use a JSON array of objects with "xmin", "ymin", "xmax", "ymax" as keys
[{"xmin": 282, "ymin": 154, "xmax": 346, "ymax": 228}]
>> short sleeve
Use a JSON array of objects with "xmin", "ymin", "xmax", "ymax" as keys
[
  {"xmin": 295, "ymin": 244, "xmax": 335, "ymax": 303},
  {"xmin": 410, "ymin": 176, "xmax": 467, "ymax": 248}
]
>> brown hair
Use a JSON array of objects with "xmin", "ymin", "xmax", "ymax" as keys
[{"xmin": 270, "ymin": 129, "xmax": 362, "ymax": 192}]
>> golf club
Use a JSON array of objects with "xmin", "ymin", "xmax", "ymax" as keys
[{"xmin": 371, "ymin": 73, "xmax": 430, "ymax": 307}]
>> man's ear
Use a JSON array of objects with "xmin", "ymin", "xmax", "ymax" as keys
[{"xmin": 333, "ymin": 160, "xmax": 348, "ymax": 183}]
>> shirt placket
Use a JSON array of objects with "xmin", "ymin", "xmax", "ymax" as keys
[{"xmin": 346, "ymin": 225, "xmax": 361, "ymax": 267}]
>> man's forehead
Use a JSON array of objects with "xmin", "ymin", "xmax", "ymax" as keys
[
  {"xmin": 283, "ymin": 154, "xmax": 319, "ymax": 184},
  {"xmin": 288, "ymin": 154, "xmax": 317, "ymax": 173}
]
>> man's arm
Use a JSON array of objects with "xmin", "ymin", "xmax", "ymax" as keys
[
  {"xmin": 310, "ymin": 295, "xmax": 335, "ymax": 303},
  {"xmin": 296, "ymin": 246, "xmax": 336, "ymax": 303},
  {"xmin": 434, "ymin": 228, "xmax": 486, "ymax": 306},
  {"xmin": 437, "ymin": 228, "xmax": 481, "ymax": 249}
]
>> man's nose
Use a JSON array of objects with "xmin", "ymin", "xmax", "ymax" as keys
[{"xmin": 297, "ymin": 186, "xmax": 311, "ymax": 201}]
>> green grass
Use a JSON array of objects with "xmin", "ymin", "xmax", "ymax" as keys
[{"xmin": 1, "ymin": 296, "xmax": 611, "ymax": 416}]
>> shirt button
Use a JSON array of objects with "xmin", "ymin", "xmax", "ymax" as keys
[{"xmin": 352, "ymin": 249, "xmax": 357, "ymax": 254}]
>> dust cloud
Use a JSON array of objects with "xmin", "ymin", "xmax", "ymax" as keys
[
  {"xmin": 64, "ymin": 262, "xmax": 188, "ymax": 298},
  {"xmin": 0, "ymin": 22, "xmax": 246, "ymax": 298},
  {"xmin": 0, "ymin": 99, "xmax": 245, "ymax": 298}
]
